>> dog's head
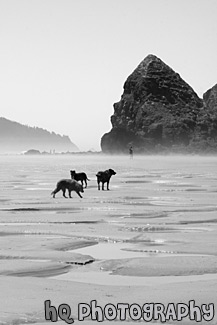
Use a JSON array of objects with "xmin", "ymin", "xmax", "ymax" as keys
[
  {"xmin": 75, "ymin": 181, "xmax": 84, "ymax": 192},
  {"xmin": 70, "ymin": 170, "xmax": 76, "ymax": 177},
  {"xmin": 109, "ymin": 169, "xmax": 116, "ymax": 175}
]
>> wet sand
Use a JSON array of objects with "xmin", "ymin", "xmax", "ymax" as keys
[{"xmin": 0, "ymin": 154, "xmax": 217, "ymax": 324}]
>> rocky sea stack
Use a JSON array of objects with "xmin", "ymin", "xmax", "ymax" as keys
[{"xmin": 101, "ymin": 54, "xmax": 217, "ymax": 153}]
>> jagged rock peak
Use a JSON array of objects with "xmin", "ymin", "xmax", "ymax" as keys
[
  {"xmin": 100, "ymin": 54, "xmax": 211, "ymax": 153},
  {"xmin": 123, "ymin": 54, "xmax": 202, "ymax": 107},
  {"xmin": 127, "ymin": 54, "xmax": 167, "ymax": 78},
  {"xmin": 203, "ymin": 84, "xmax": 217, "ymax": 109},
  {"xmin": 130, "ymin": 54, "xmax": 161, "ymax": 75}
]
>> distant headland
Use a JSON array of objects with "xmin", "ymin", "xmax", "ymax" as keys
[{"xmin": 0, "ymin": 117, "xmax": 79, "ymax": 153}]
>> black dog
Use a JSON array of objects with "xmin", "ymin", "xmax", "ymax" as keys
[
  {"xmin": 96, "ymin": 169, "xmax": 116, "ymax": 190},
  {"xmin": 70, "ymin": 170, "xmax": 90, "ymax": 188},
  {"xmin": 51, "ymin": 179, "xmax": 84, "ymax": 198}
]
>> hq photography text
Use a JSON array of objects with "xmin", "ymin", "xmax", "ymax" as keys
[{"xmin": 44, "ymin": 299, "xmax": 215, "ymax": 323}]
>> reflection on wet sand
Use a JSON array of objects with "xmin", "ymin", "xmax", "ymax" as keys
[{"xmin": 52, "ymin": 270, "xmax": 217, "ymax": 287}]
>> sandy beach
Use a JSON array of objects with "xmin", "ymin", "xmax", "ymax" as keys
[{"xmin": 0, "ymin": 154, "xmax": 217, "ymax": 324}]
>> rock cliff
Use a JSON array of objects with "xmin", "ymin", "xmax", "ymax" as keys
[{"xmin": 101, "ymin": 54, "xmax": 217, "ymax": 153}]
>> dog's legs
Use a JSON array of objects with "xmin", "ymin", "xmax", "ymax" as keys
[
  {"xmin": 68, "ymin": 189, "xmax": 72, "ymax": 198},
  {"xmin": 76, "ymin": 191, "xmax": 83, "ymax": 198},
  {"xmin": 97, "ymin": 180, "xmax": 100, "ymax": 190},
  {"xmin": 84, "ymin": 179, "xmax": 87, "ymax": 188},
  {"xmin": 107, "ymin": 182, "xmax": 110, "ymax": 190},
  {"xmin": 102, "ymin": 182, "xmax": 105, "ymax": 190},
  {"xmin": 62, "ymin": 188, "xmax": 67, "ymax": 198}
]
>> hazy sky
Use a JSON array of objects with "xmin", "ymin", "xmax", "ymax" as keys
[{"xmin": 1, "ymin": 0, "xmax": 217, "ymax": 151}]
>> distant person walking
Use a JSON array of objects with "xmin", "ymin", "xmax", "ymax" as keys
[{"xmin": 129, "ymin": 145, "xmax": 133, "ymax": 159}]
